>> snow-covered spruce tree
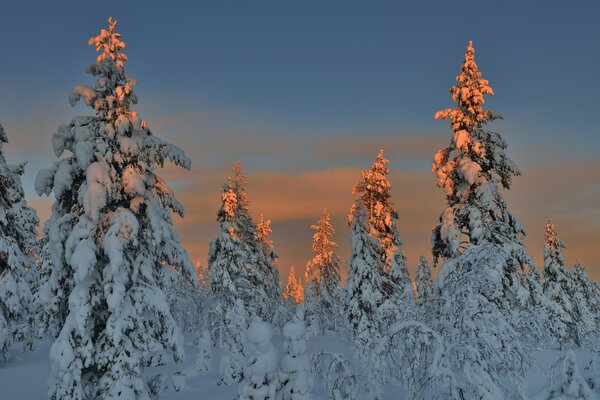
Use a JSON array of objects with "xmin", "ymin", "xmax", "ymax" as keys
[
  {"xmin": 208, "ymin": 180, "xmax": 257, "ymax": 345},
  {"xmin": 164, "ymin": 265, "xmax": 203, "ymax": 334},
  {"xmin": 193, "ymin": 330, "xmax": 212, "ymax": 374},
  {"xmin": 231, "ymin": 163, "xmax": 281, "ymax": 321},
  {"xmin": 572, "ymin": 262, "xmax": 600, "ymax": 340},
  {"xmin": 256, "ymin": 213, "xmax": 282, "ymax": 311},
  {"xmin": 219, "ymin": 299, "xmax": 247, "ymax": 385},
  {"xmin": 570, "ymin": 262, "xmax": 598, "ymax": 347},
  {"xmin": 348, "ymin": 150, "xmax": 413, "ymax": 321},
  {"xmin": 303, "ymin": 209, "xmax": 343, "ymax": 335},
  {"xmin": 516, "ymin": 264, "xmax": 555, "ymax": 346},
  {"xmin": 346, "ymin": 201, "xmax": 384, "ymax": 359},
  {"xmin": 415, "ymin": 256, "xmax": 438, "ymax": 325},
  {"xmin": 371, "ymin": 321, "xmax": 454, "ymax": 399},
  {"xmin": 432, "ymin": 41, "xmax": 531, "ymax": 307},
  {"xmin": 277, "ymin": 308, "xmax": 313, "ymax": 400},
  {"xmin": 239, "ymin": 318, "xmax": 278, "ymax": 400},
  {"xmin": 283, "ymin": 265, "xmax": 304, "ymax": 304},
  {"xmin": 542, "ymin": 220, "xmax": 580, "ymax": 346},
  {"xmin": 35, "ymin": 18, "xmax": 197, "ymax": 399},
  {"xmin": 537, "ymin": 351, "xmax": 596, "ymax": 400},
  {"xmin": 302, "ymin": 282, "xmax": 320, "ymax": 339},
  {"xmin": 0, "ymin": 123, "xmax": 39, "ymax": 360},
  {"xmin": 438, "ymin": 242, "xmax": 530, "ymax": 399}
]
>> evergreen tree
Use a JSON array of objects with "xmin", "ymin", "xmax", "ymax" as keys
[
  {"xmin": 193, "ymin": 330, "xmax": 212, "ymax": 374},
  {"xmin": 345, "ymin": 202, "xmax": 384, "ymax": 358},
  {"xmin": 256, "ymin": 214, "xmax": 282, "ymax": 319},
  {"xmin": 432, "ymin": 40, "xmax": 531, "ymax": 315},
  {"xmin": 438, "ymin": 242, "xmax": 530, "ymax": 399},
  {"xmin": 219, "ymin": 299, "xmax": 247, "ymax": 385},
  {"xmin": 572, "ymin": 262, "xmax": 600, "ymax": 340},
  {"xmin": 570, "ymin": 262, "xmax": 597, "ymax": 346},
  {"xmin": 35, "ymin": 18, "xmax": 196, "ymax": 399},
  {"xmin": 348, "ymin": 150, "xmax": 412, "ymax": 326},
  {"xmin": 415, "ymin": 256, "xmax": 437, "ymax": 324},
  {"xmin": 303, "ymin": 209, "xmax": 343, "ymax": 334},
  {"xmin": 543, "ymin": 220, "xmax": 579, "ymax": 346},
  {"xmin": 517, "ymin": 265, "xmax": 556, "ymax": 346},
  {"xmin": 0, "ymin": 123, "xmax": 39, "ymax": 360},
  {"xmin": 283, "ymin": 266, "xmax": 303, "ymax": 304},
  {"xmin": 538, "ymin": 351, "xmax": 595, "ymax": 399},
  {"xmin": 302, "ymin": 282, "xmax": 319, "ymax": 339},
  {"xmin": 277, "ymin": 308, "xmax": 312, "ymax": 400},
  {"xmin": 208, "ymin": 181, "xmax": 257, "ymax": 344},
  {"xmin": 227, "ymin": 163, "xmax": 281, "ymax": 322},
  {"xmin": 239, "ymin": 318, "xmax": 278, "ymax": 399}
]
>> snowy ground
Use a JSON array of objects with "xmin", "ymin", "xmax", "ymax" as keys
[{"xmin": 1, "ymin": 336, "xmax": 599, "ymax": 399}]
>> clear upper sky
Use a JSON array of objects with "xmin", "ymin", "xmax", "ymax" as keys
[{"xmin": 0, "ymin": 0, "xmax": 598, "ymax": 280}]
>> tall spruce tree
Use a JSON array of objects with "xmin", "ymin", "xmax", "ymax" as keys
[
  {"xmin": 415, "ymin": 256, "xmax": 437, "ymax": 324},
  {"xmin": 346, "ymin": 201, "xmax": 384, "ymax": 358},
  {"xmin": 35, "ymin": 18, "xmax": 196, "ymax": 399},
  {"xmin": 0, "ymin": 123, "xmax": 39, "ymax": 360},
  {"xmin": 256, "ymin": 214, "xmax": 282, "ymax": 319},
  {"xmin": 432, "ymin": 41, "xmax": 533, "ymax": 397},
  {"xmin": 229, "ymin": 164, "xmax": 281, "ymax": 321},
  {"xmin": 572, "ymin": 262, "xmax": 600, "ymax": 341},
  {"xmin": 208, "ymin": 181, "xmax": 257, "ymax": 344},
  {"xmin": 304, "ymin": 209, "xmax": 343, "ymax": 335},
  {"xmin": 542, "ymin": 220, "xmax": 579, "ymax": 346},
  {"xmin": 348, "ymin": 150, "xmax": 412, "ymax": 325},
  {"xmin": 432, "ymin": 40, "xmax": 531, "ymax": 312}
]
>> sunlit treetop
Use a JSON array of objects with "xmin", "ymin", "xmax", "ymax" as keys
[
  {"xmin": 349, "ymin": 150, "xmax": 400, "ymax": 248},
  {"xmin": 69, "ymin": 17, "xmax": 140, "ymax": 129},
  {"xmin": 88, "ymin": 17, "xmax": 128, "ymax": 68},
  {"xmin": 311, "ymin": 208, "xmax": 338, "ymax": 259},
  {"xmin": 435, "ymin": 41, "xmax": 499, "ymax": 134}
]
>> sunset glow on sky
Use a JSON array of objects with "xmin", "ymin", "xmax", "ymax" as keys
[{"xmin": 0, "ymin": 1, "xmax": 598, "ymax": 282}]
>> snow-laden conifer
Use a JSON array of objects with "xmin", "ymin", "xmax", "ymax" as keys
[
  {"xmin": 346, "ymin": 201, "xmax": 383, "ymax": 358},
  {"xmin": 0, "ymin": 123, "xmax": 39, "ymax": 360},
  {"xmin": 438, "ymin": 242, "xmax": 530, "ymax": 399},
  {"xmin": 231, "ymin": 164, "xmax": 281, "ymax": 321},
  {"xmin": 239, "ymin": 318, "xmax": 278, "ymax": 399},
  {"xmin": 572, "ymin": 262, "xmax": 600, "ymax": 341},
  {"xmin": 303, "ymin": 209, "xmax": 343, "ymax": 335},
  {"xmin": 256, "ymin": 213, "xmax": 282, "ymax": 313},
  {"xmin": 277, "ymin": 308, "xmax": 312, "ymax": 400},
  {"xmin": 193, "ymin": 330, "xmax": 212, "ymax": 374},
  {"xmin": 209, "ymin": 180, "xmax": 257, "ymax": 344},
  {"xmin": 219, "ymin": 299, "xmax": 247, "ymax": 385},
  {"xmin": 570, "ymin": 262, "xmax": 598, "ymax": 346},
  {"xmin": 543, "ymin": 221, "xmax": 580, "ymax": 346},
  {"xmin": 349, "ymin": 150, "xmax": 411, "ymax": 304},
  {"xmin": 415, "ymin": 256, "xmax": 438, "ymax": 324},
  {"xmin": 283, "ymin": 265, "xmax": 303, "ymax": 304},
  {"xmin": 535, "ymin": 351, "xmax": 596, "ymax": 400},
  {"xmin": 35, "ymin": 18, "xmax": 196, "ymax": 399},
  {"xmin": 432, "ymin": 41, "xmax": 533, "ymax": 333},
  {"xmin": 303, "ymin": 282, "xmax": 319, "ymax": 339}
]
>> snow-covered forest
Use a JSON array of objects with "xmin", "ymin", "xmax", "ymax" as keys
[{"xmin": 1, "ymin": 17, "xmax": 599, "ymax": 400}]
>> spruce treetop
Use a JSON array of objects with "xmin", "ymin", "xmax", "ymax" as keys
[
  {"xmin": 311, "ymin": 208, "xmax": 338, "ymax": 260},
  {"xmin": 283, "ymin": 265, "xmax": 304, "ymax": 304},
  {"xmin": 349, "ymin": 150, "xmax": 401, "ymax": 250},
  {"xmin": 545, "ymin": 220, "xmax": 565, "ymax": 256},
  {"xmin": 434, "ymin": 41, "xmax": 498, "ymax": 134},
  {"xmin": 257, "ymin": 214, "xmax": 274, "ymax": 249}
]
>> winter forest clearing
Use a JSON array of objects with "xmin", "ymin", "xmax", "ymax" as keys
[{"xmin": 1, "ymin": 8, "xmax": 600, "ymax": 400}]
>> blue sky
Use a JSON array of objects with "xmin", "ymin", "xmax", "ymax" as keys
[{"xmin": 0, "ymin": 0, "xmax": 598, "ymax": 280}]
